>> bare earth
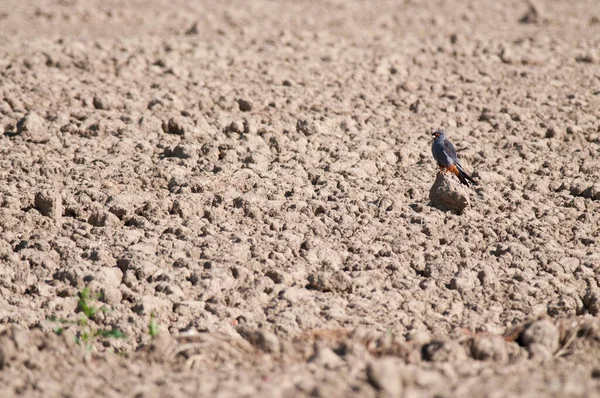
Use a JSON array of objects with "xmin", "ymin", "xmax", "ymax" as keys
[{"xmin": 1, "ymin": 0, "xmax": 600, "ymax": 397}]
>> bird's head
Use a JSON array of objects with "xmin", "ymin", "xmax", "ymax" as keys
[{"xmin": 432, "ymin": 130, "xmax": 445, "ymax": 141}]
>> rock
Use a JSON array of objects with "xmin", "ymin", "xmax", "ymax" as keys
[
  {"xmin": 88, "ymin": 210, "xmax": 120, "ymax": 227},
  {"xmin": 307, "ymin": 271, "xmax": 352, "ymax": 293},
  {"xmin": 163, "ymin": 141, "xmax": 198, "ymax": 159},
  {"xmin": 87, "ymin": 267, "xmax": 123, "ymax": 305},
  {"xmin": 519, "ymin": 319, "xmax": 559, "ymax": 359},
  {"xmin": 238, "ymin": 328, "xmax": 280, "ymax": 354},
  {"xmin": 449, "ymin": 270, "xmax": 477, "ymax": 292},
  {"xmin": 422, "ymin": 340, "xmax": 467, "ymax": 362},
  {"xmin": 366, "ymin": 358, "xmax": 403, "ymax": 395},
  {"xmin": 296, "ymin": 119, "xmax": 318, "ymax": 136},
  {"xmin": 583, "ymin": 290, "xmax": 600, "ymax": 316},
  {"xmin": 429, "ymin": 172, "xmax": 469, "ymax": 213},
  {"xmin": 107, "ymin": 195, "xmax": 136, "ymax": 220},
  {"xmin": 162, "ymin": 117, "xmax": 187, "ymax": 135},
  {"xmin": 16, "ymin": 112, "xmax": 50, "ymax": 143},
  {"xmin": 185, "ymin": 21, "xmax": 199, "ymax": 35},
  {"xmin": 545, "ymin": 126, "xmax": 563, "ymax": 139},
  {"xmin": 477, "ymin": 265, "xmax": 497, "ymax": 286},
  {"xmin": 265, "ymin": 269, "xmax": 292, "ymax": 285},
  {"xmin": 575, "ymin": 51, "xmax": 598, "ymax": 64},
  {"xmin": 226, "ymin": 120, "xmax": 245, "ymax": 134},
  {"xmin": 92, "ymin": 95, "xmax": 112, "ymax": 110},
  {"xmin": 471, "ymin": 335, "xmax": 508, "ymax": 362},
  {"xmin": 520, "ymin": 1, "xmax": 543, "ymax": 24},
  {"xmin": 237, "ymin": 98, "xmax": 253, "ymax": 112},
  {"xmin": 34, "ymin": 190, "xmax": 62, "ymax": 219},
  {"xmin": 582, "ymin": 184, "xmax": 600, "ymax": 200}
]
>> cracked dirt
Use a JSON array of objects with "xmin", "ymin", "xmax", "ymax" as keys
[{"xmin": 0, "ymin": 0, "xmax": 600, "ymax": 397}]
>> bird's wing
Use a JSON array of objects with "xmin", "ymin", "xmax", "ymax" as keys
[{"xmin": 444, "ymin": 139, "xmax": 459, "ymax": 162}]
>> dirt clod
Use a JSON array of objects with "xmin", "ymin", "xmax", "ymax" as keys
[{"xmin": 429, "ymin": 172, "xmax": 469, "ymax": 213}]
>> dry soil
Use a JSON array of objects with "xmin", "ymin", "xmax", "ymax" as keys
[{"xmin": 1, "ymin": 0, "xmax": 600, "ymax": 397}]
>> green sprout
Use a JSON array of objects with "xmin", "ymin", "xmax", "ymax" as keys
[
  {"xmin": 148, "ymin": 312, "xmax": 159, "ymax": 338},
  {"xmin": 49, "ymin": 286, "xmax": 127, "ymax": 350}
]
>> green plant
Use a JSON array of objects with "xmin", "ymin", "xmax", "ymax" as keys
[
  {"xmin": 148, "ymin": 312, "xmax": 159, "ymax": 338},
  {"xmin": 49, "ymin": 286, "xmax": 127, "ymax": 350}
]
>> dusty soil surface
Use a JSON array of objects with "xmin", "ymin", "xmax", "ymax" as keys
[{"xmin": 1, "ymin": 0, "xmax": 600, "ymax": 396}]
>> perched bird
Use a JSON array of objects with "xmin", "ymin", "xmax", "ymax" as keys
[{"xmin": 431, "ymin": 130, "xmax": 475, "ymax": 186}]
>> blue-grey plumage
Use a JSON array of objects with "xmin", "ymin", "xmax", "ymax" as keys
[{"xmin": 431, "ymin": 130, "xmax": 475, "ymax": 186}]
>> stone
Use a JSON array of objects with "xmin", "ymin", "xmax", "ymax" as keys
[
  {"xmin": 422, "ymin": 340, "xmax": 467, "ymax": 362},
  {"xmin": 519, "ymin": 319, "xmax": 559, "ymax": 359},
  {"xmin": 583, "ymin": 290, "xmax": 600, "ymax": 316},
  {"xmin": 34, "ymin": 190, "xmax": 62, "ymax": 219},
  {"xmin": 88, "ymin": 210, "xmax": 120, "ymax": 227},
  {"xmin": 449, "ymin": 270, "xmax": 477, "ymax": 292},
  {"xmin": 93, "ymin": 95, "xmax": 112, "ymax": 110},
  {"xmin": 429, "ymin": 172, "xmax": 469, "ymax": 213},
  {"xmin": 237, "ymin": 99, "xmax": 253, "ymax": 112},
  {"xmin": 16, "ymin": 112, "xmax": 50, "ymax": 143}
]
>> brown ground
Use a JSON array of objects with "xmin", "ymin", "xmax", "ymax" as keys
[{"xmin": 1, "ymin": 0, "xmax": 600, "ymax": 397}]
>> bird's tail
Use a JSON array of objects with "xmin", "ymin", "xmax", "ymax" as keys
[{"xmin": 454, "ymin": 164, "xmax": 475, "ymax": 186}]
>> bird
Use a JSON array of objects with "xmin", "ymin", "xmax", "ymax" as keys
[{"xmin": 431, "ymin": 130, "xmax": 475, "ymax": 186}]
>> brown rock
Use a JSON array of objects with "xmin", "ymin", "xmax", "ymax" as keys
[
  {"xmin": 34, "ymin": 190, "xmax": 62, "ymax": 219},
  {"xmin": 429, "ymin": 172, "xmax": 469, "ymax": 213},
  {"xmin": 519, "ymin": 319, "xmax": 559, "ymax": 359},
  {"xmin": 16, "ymin": 112, "xmax": 50, "ymax": 143}
]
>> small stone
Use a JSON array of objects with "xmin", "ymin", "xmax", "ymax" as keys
[
  {"xmin": 575, "ymin": 51, "xmax": 598, "ymax": 64},
  {"xmin": 296, "ymin": 119, "xmax": 318, "ymax": 136},
  {"xmin": 519, "ymin": 319, "xmax": 559, "ymax": 358},
  {"xmin": 238, "ymin": 328, "xmax": 280, "ymax": 354},
  {"xmin": 162, "ymin": 117, "xmax": 186, "ymax": 135},
  {"xmin": 164, "ymin": 142, "xmax": 194, "ymax": 159},
  {"xmin": 34, "ymin": 190, "xmax": 62, "ymax": 219},
  {"xmin": 569, "ymin": 179, "xmax": 589, "ymax": 197},
  {"xmin": 87, "ymin": 268, "xmax": 123, "ymax": 305},
  {"xmin": 582, "ymin": 184, "xmax": 600, "ymax": 200},
  {"xmin": 429, "ymin": 172, "xmax": 469, "ymax": 213},
  {"xmin": 106, "ymin": 195, "xmax": 135, "ymax": 220},
  {"xmin": 545, "ymin": 126, "xmax": 562, "ymax": 139},
  {"xmin": 450, "ymin": 270, "xmax": 477, "ymax": 292},
  {"xmin": 471, "ymin": 335, "xmax": 508, "ymax": 362},
  {"xmin": 16, "ymin": 112, "xmax": 50, "ymax": 143},
  {"xmin": 520, "ymin": 1, "xmax": 543, "ymax": 24},
  {"xmin": 265, "ymin": 269, "xmax": 292, "ymax": 285},
  {"xmin": 583, "ymin": 290, "xmax": 600, "ymax": 316},
  {"xmin": 92, "ymin": 95, "xmax": 112, "ymax": 110},
  {"xmin": 499, "ymin": 47, "xmax": 514, "ymax": 64},
  {"xmin": 307, "ymin": 271, "xmax": 352, "ymax": 293},
  {"xmin": 185, "ymin": 22, "xmax": 199, "ymax": 35},
  {"xmin": 237, "ymin": 99, "xmax": 253, "ymax": 112},
  {"xmin": 88, "ymin": 210, "xmax": 120, "ymax": 227},
  {"xmin": 226, "ymin": 120, "xmax": 245, "ymax": 134},
  {"xmin": 366, "ymin": 358, "xmax": 403, "ymax": 395},
  {"xmin": 422, "ymin": 340, "xmax": 467, "ymax": 362}
]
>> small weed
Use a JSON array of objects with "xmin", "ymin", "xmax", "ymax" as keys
[
  {"xmin": 148, "ymin": 312, "xmax": 159, "ymax": 338},
  {"xmin": 49, "ymin": 286, "xmax": 127, "ymax": 351}
]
